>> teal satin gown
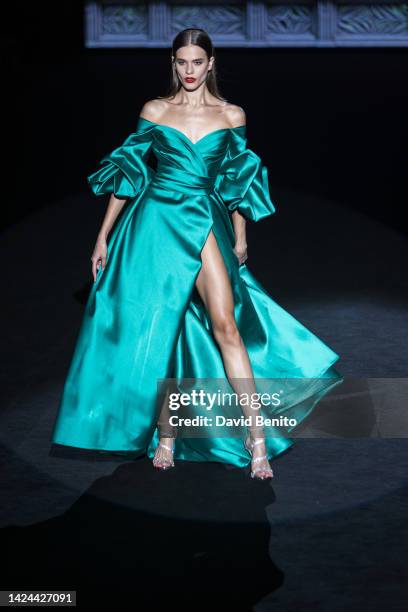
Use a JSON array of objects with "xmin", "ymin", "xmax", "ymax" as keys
[{"xmin": 51, "ymin": 115, "xmax": 342, "ymax": 467}]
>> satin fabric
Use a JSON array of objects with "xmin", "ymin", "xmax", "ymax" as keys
[{"xmin": 51, "ymin": 116, "xmax": 342, "ymax": 466}]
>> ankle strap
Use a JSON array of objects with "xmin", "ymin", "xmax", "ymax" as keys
[
  {"xmin": 253, "ymin": 438, "xmax": 265, "ymax": 446},
  {"xmin": 159, "ymin": 442, "xmax": 174, "ymax": 452}
]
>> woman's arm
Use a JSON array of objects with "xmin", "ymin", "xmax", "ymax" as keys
[
  {"xmin": 231, "ymin": 210, "xmax": 248, "ymax": 265},
  {"xmin": 90, "ymin": 194, "xmax": 127, "ymax": 281},
  {"xmin": 224, "ymin": 105, "xmax": 248, "ymax": 265},
  {"xmin": 98, "ymin": 194, "xmax": 127, "ymax": 239}
]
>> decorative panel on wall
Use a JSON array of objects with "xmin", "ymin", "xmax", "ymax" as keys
[{"xmin": 85, "ymin": 1, "xmax": 408, "ymax": 47}]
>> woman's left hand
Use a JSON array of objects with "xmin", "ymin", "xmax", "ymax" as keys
[{"xmin": 233, "ymin": 241, "xmax": 248, "ymax": 265}]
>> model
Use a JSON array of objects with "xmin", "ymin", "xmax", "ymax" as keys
[{"xmin": 51, "ymin": 27, "xmax": 342, "ymax": 480}]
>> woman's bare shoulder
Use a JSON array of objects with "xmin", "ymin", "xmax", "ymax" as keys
[
  {"xmin": 139, "ymin": 98, "xmax": 169, "ymax": 123},
  {"xmin": 223, "ymin": 103, "xmax": 246, "ymax": 128}
]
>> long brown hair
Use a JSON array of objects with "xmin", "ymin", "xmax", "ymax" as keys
[{"xmin": 158, "ymin": 28, "xmax": 227, "ymax": 102}]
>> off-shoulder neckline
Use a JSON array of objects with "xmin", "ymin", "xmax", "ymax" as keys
[{"xmin": 138, "ymin": 116, "xmax": 246, "ymax": 146}]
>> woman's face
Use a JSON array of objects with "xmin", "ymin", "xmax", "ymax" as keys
[{"xmin": 173, "ymin": 44, "xmax": 214, "ymax": 90}]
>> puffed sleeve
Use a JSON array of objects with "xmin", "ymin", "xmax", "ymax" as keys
[
  {"xmin": 213, "ymin": 127, "xmax": 276, "ymax": 222},
  {"xmin": 87, "ymin": 116, "xmax": 156, "ymax": 199}
]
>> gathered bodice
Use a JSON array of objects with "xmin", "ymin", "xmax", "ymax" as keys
[
  {"xmin": 145, "ymin": 119, "xmax": 240, "ymax": 195},
  {"xmin": 87, "ymin": 115, "xmax": 276, "ymax": 223}
]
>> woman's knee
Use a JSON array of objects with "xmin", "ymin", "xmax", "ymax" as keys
[{"xmin": 212, "ymin": 314, "xmax": 241, "ymax": 347}]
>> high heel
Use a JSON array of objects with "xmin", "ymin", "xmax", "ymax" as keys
[
  {"xmin": 244, "ymin": 435, "xmax": 274, "ymax": 480},
  {"xmin": 152, "ymin": 440, "xmax": 175, "ymax": 470}
]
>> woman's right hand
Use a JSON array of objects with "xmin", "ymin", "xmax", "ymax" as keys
[{"xmin": 91, "ymin": 234, "xmax": 108, "ymax": 283}]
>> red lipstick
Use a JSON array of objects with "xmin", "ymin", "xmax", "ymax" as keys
[{"xmin": 185, "ymin": 77, "xmax": 196, "ymax": 83}]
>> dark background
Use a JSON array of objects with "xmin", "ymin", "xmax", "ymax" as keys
[{"xmin": 3, "ymin": 2, "xmax": 407, "ymax": 234}]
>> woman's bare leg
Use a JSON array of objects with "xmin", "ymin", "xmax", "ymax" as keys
[
  {"xmin": 153, "ymin": 386, "xmax": 176, "ymax": 469},
  {"xmin": 194, "ymin": 229, "xmax": 273, "ymax": 479}
]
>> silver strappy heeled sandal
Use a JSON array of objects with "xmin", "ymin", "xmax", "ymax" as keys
[
  {"xmin": 152, "ymin": 440, "xmax": 175, "ymax": 471},
  {"xmin": 244, "ymin": 435, "xmax": 274, "ymax": 480}
]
